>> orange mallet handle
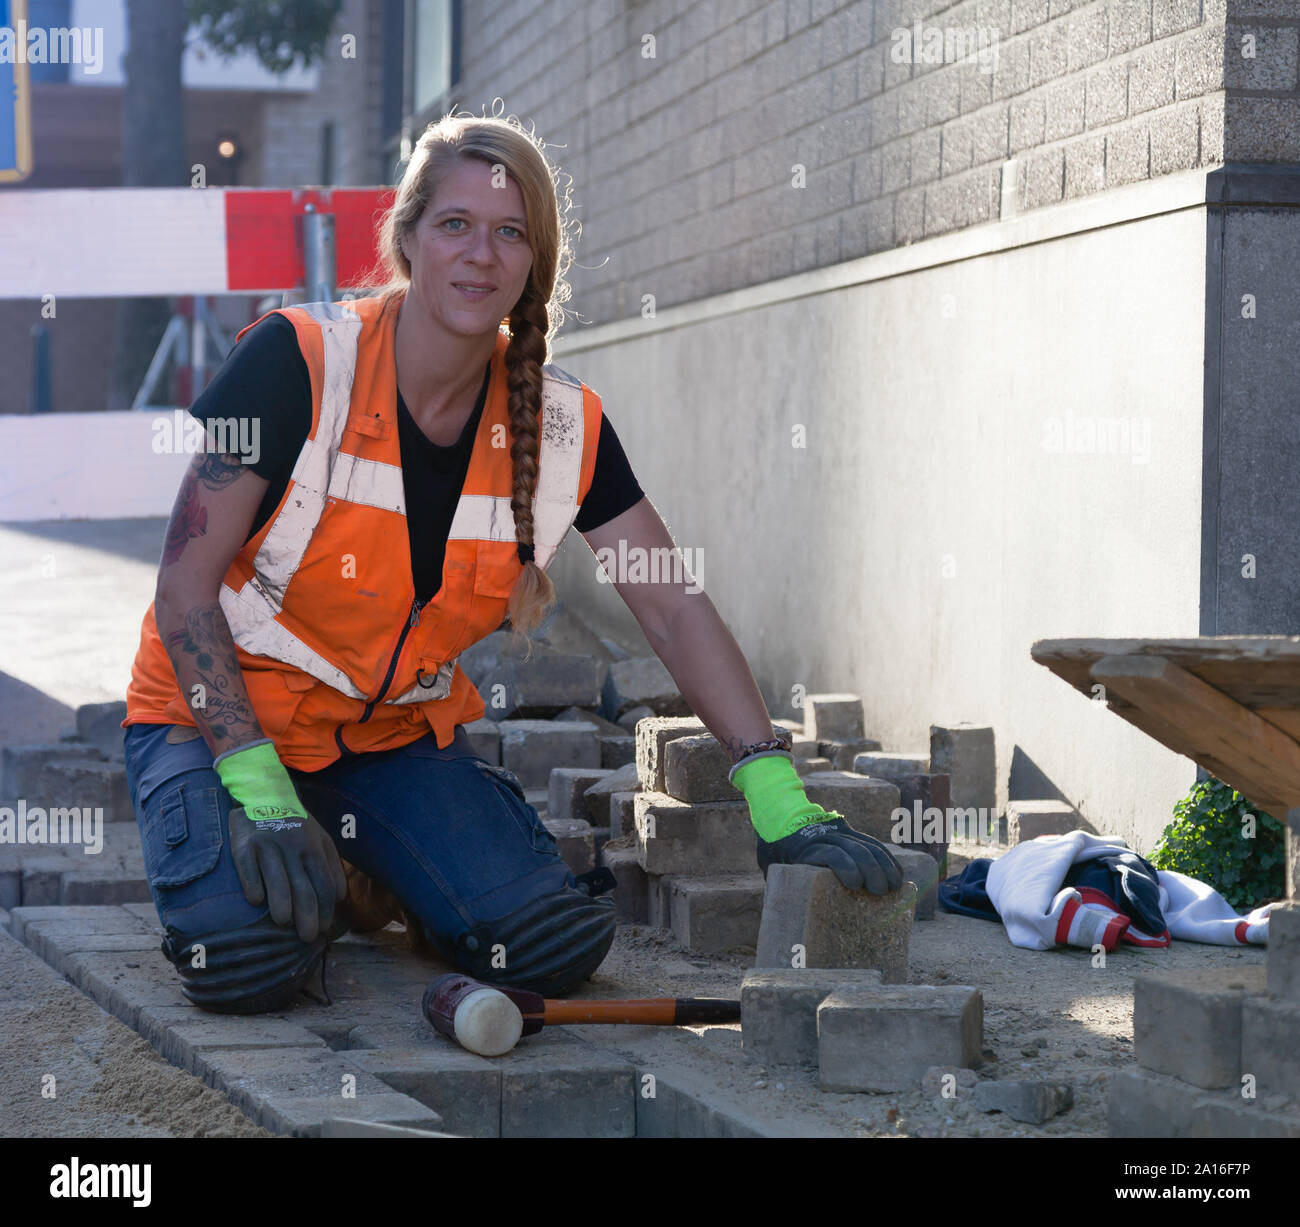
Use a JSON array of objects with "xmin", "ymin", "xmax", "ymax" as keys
[{"xmin": 533, "ymin": 998, "xmax": 740, "ymax": 1026}]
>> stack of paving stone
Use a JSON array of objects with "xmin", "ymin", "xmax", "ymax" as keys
[
  {"xmin": 1109, "ymin": 899, "xmax": 1300, "ymax": 1138},
  {"xmin": 0, "ymin": 701, "xmax": 149, "ymax": 908}
]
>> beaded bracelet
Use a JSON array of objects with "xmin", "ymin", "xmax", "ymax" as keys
[{"xmin": 729, "ymin": 725, "xmax": 794, "ymax": 764}]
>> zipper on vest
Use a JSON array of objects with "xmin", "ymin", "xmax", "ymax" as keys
[{"xmin": 357, "ymin": 594, "xmax": 425, "ymax": 725}]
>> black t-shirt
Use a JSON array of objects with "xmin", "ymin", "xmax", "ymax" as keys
[{"xmin": 189, "ymin": 313, "xmax": 644, "ymax": 601}]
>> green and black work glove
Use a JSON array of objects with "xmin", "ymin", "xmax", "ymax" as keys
[
  {"xmin": 214, "ymin": 739, "xmax": 348, "ymax": 944},
  {"xmin": 731, "ymin": 751, "xmax": 903, "ymax": 895}
]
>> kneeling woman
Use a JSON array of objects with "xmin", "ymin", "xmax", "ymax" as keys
[{"xmin": 121, "ymin": 109, "xmax": 901, "ymax": 1014}]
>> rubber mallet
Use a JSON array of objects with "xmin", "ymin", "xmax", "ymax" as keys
[{"xmin": 422, "ymin": 973, "xmax": 741, "ymax": 1057}]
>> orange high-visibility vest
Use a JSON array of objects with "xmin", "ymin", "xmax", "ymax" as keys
[{"xmin": 124, "ymin": 291, "xmax": 603, "ymax": 771}]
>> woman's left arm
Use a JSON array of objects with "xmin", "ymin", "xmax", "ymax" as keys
[
  {"xmin": 580, "ymin": 495, "xmax": 903, "ymax": 895},
  {"xmin": 579, "ymin": 495, "xmax": 777, "ymax": 763}
]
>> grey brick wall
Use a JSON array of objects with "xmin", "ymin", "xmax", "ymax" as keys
[
  {"xmin": 254, "ymin": 0, "xmax": 387, "ymax": 187},
  {"xmin": 448, "ymin": 0, "xmax": 1300, "ymax": 323}
]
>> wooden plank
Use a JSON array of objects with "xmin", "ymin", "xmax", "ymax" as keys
[{"xmin": 1090, "ymin": 655, "xmax": 1300, "ymax": 813}]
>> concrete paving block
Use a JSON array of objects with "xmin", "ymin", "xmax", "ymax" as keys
[
  {"xmin": 920, "ymin": 1065, "xmax": 979, "ymax": 1099},
  {"xmin": 634, "ymin": 716, "xmax": 708, "ymax": 792},
  {"xmin": 817, "ymin": 985, "xmax": 983, "ymax": 1093},
  {"xmin": 929, "ymin": 724, "xmax": 995, "ymax": 815},
  {"xmin": 599, "ymin": 840, "xmax": 649, "ymax": 924},
  {"xmin": 598, "ymin": 734, "xmax": 636, "ymax": 769},
  {"xmin": 740, "ymin": 968, "xmax": 884, "ymax": 1069},
  {"xmin": 547, "ymin": 767, "xmax": 611, "ymax": 823},
  {"xmin": 320, "ymin": 1117, "xmax": 458, "ymax": 1137},
  {"xmin": 10, "ymin": 903, "xmax": 156, "ymax": 944},
  {"xmin": 542, "ymin": 817, "xmax": 595, "ymax": 876},
  {"xmin": 663, "ymin": 734, "xmax": 737, "ymax": 803},
  {"xmin": 632, "ymin": 1072, "xmax": 771, "ymax": 1138},
  {"xmin": 59, "ymin": 874, "xmax": 152, "ymax": 906},
  {"xmin": 26, "ymin": 930, "xmax": 164, "ymax": 977},
  {"xmin": 1240, "ymin": 996, "xmax": 1300, "ymax": 1103},
  {"xmin": 616, "ymin": 704, "xmax": 656, "ymax": 733},
  {"xmin": 261, "ymin": 1091, "xmax": 445, "ymax": 1138},
  {"xmin": 794, "ymin": 757, "xmax": 833, "ymax": 774},
  {"xmin": 21, "ymin": 864, "xmax": 63, "ymax": 905},
  {"xmin": 75, "ymin": 701, "xmax": 129, "ymax": 760},
  {"xmin": 1134, "ymin": 966, "xmax": 1267, "ymax": 1090},
  {"xmin": 0, "ymin": 869, "xmax": 17, "ymax": 910},
  {"xmin": 889, "ymin": 772, "xmax": 953, "ymax": 863},
  {"xmin": 799, "ymin": 772, "xmax": 902, "ymax": 843},
  {"xmin": 460, "ymin": 718, "xmax": 501, "ymax": 765},
  {"xmin": 35, "ymin": 759, "xmax": 133, "ymax": 823},
  {"xmin": 1, "ymin": 743, "xmax": 99, "ymax": 801},
  {"xmin": 60, "ymin": 946, "xmax": 190, "ymax": 1028},
  {"xmin": 120, "ymin": 902, "xmax": 165, "ymax": 928},
  {"xmin": 667, "ymin": 874, "xmax": 765, "ymax": 954},
  {"xmin": 500, "ymin": 1050, "xmax": 637, "ymax": 1138},
  {"xmin": 344, "ymin": 1045, "xmax": 502, "ymax": 1138},
  {"xmin": 852, "ymin": 751, "xmax": 930, "ymax": 779},
  {"xmin": 497, "ymin": 721, "xmax": 600, "ymax": 789},
  {"xmin": 1267, "ymin": 900, "xmax": 1300, "ymax": 1004},
  {"xmin": 553, "ymin": 706, "xmax": 627, "ymax": 737},
  {"xmin": 609, "ymin": 790, "xmax": 638, "ymax": 839},
  {"xmin": 754, "ymin": 864, "xmax": 916, "ymax": 982},
  {"xmin": 1196, "ymin": 1096, "xmax": 1300, "ymax": 1139},
  {"xmin": 803, "ymin": 695, "xmax": 865, "ymax": 742},
  {"xmin": 1108, "ymin": 1068, "xmax": 1215, "ymax": 1139},
  {"xmin": 973, "ymin": 1079, "xmax": 1074, "ymax": 1123},
  {"xmin": 135, "ymin": 1004, "xmax": 330, "ymax": 1074},
  {"xmin": 0, "ymin": 906, "xmax": 8, "ymax": 931},
  {"xmin": 822, "ymin": 738, "xmax": 884, "ymax": 769},
  {"xmin": 647, "ymin": 874, "xmax": 674, "ymax": 929},
  {"xmin": 1007, "ymin": 799, "xmax": 1086, "ymax": 843},
  {"xmin": 479, "ymin": 653, "xmax": 602, "ymax": 719},
  {"xmin": 602, "ymin": 656, "xmax": 690, "ymax": 720},
  {"xmin": 633, "ymin": 792, "xmax": 757, "ymax": 875},
  {"xmin": 884, "ymin": 843, "xmax": 940, "ymax": 919},
  {"xmin": 582, "ymin": 762, "xmax": 638, "ymax": 828}
]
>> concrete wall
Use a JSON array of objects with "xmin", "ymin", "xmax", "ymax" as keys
[{"xmin": 549, "ymin": 169, "xmax": 1214, "ymax": 851}]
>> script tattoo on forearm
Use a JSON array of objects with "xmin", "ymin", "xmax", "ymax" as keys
[
  {"xmin": 160, "ymin": 451, "xmax": 248, "ymax": 567},
  {"xmin": 165, "ymin": 601, "xmax": 263, "ymax": 747}
]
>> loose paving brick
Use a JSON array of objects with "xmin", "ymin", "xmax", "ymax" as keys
[
  {"xmin": 135, "ymin": 1004, "xmax": 330, "ymax": 1075},
  {"xmin": 740, "ymin": 969, "xmax": 884, "ymax": 1069},
  {"xmin": 479, "ymin": 653, "xmax": 602, "ymax": 719},
  {"xmin": 890, "ymin": 771, "xmax": 953, "ymax": 866},
  {"xmin": 820, "ymin": 738, "xmax": 884, "ymax": 769},
  {"xmin": 794, "ymin": 756, "xmax": 833, "ymax": 774},
  {"xmin": 633, "ymin": 792, "xmax": 757, "ymax": 875},
  {"xmin": 608, "ymin": 790, "xmax": 637, "ymax": 838},
  {"xmin": 929, "ymin": 724, "xmax": 996, "ymax": 816},
  {"xmin": 1, "ymin": 743, "xmax": 97, "ymax": 801},
  {"xmin": 616, "ymin": 704, "xmax": 655, "ymax": 733},
  {"xmin": 1133, "ymin": 966, "xmax": 1267, "ymax": 1090},
  {"xmin": 1006, "ymin": 799, "xmax": 1086, "ymax": 842},
  {"xmin": 1267, "ymin": 900, "xmax": 1300, "ymax": 1004},
  {"xmin": 582, "ymin": 762, "xmax": 639, "ymax": 827},
  {"xmin": 75, "ymin": 701, "xmax": 129, "ymax": 760},
  {"xmin": 634, "ymin": 716, "xmax": 708, "ymax": 792},
  {"xmin": 343, "ymin": 1044, "xmax": 502, "ymax": 1137},
  {"xmin": 1240, "ymin": 996, "xmax": 1300, "ymax": 1103},
  {"xmin": 500, "ymin": 1047, "xmax": 637, "ymax": 1138},
  {"xmin": 602, "ymin": 656, "xmax": 690, "ymax": 720},
  {"xmin": 1108, "ymin": 1067, "xmax": 1214, "ymax": 1139},
  {"xmin": 885, "ymin": 843, "xmax": 940, "ymax": 920},
  {"xmin": 599, "ymin": 839, "xmax": 649, "ymax": 924},
  {"xmin": 852, "ymin": 751, "xmax": 930, "ymax": 779},
  {"xmin": 497, "ymin": 721, "xmax": 600, "ymax": 789},
  {"xmin": 663, "ymin": 734, "xmax": 738, "ymax": 803},
  {"xmin": 547, "ymin": 767, "xmax": 611, "ymax": 823},
  {"xmin": 461, "ymin": 718, "xmax": 501, "ymax": 764},
  {"xmin": 35, "ymin": 758, "xmax": 133, "ymax": 822},
  {"xmin": 754, "ymin": 865, "xmax": 916, "ymax": 982},
  {"xmin": 542, "ymin": 817, "xmax": 595, "ymax": 875},
  {"xmin": 799, "ymin": 772, "xmax": 902, "ymax": 842},
  {"xmin": 817, "ymin": 986, "xmax": 983, "ymax": 1093},
  {"xmin": 973, "ymin": 1078, "xmax": 1073, "ymax": 1123},
  {"xmin": 803, "ymin": 695, "xmax": 865, "ymax": 743},
  {"xmin": 599, "ymin": 735, "xmax": 636, "ymax": 769},
  {"xmin": 665, "ymin": 874, "xmax": 765, "ymax": 954}
]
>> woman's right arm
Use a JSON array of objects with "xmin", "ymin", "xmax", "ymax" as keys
[{"xmin": 154, "ymin": 443, "xmax": 271, "ymax": 756}]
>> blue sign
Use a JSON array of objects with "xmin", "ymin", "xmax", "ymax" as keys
[{"xmin": 0, "ymin": 0, "xmax": 33, "ymax": 182}]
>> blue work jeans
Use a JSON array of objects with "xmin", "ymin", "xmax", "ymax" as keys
[{"xmin": 123, "ymin": 722, "xmax": 604, "ymax": 1004}]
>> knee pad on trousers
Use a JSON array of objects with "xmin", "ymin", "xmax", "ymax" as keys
[
  {"xmin": 161, "ymin": 916, "xmax": 326, "ymax": 1014},
  {"xmin": 453, "ymin": 887, "xmax": 616, "ymax": 998}
]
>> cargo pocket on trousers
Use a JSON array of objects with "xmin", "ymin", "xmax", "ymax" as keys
[
  {"xmin": 474, "ymin": 761, "xmax": 558, "ymax": 856},
  {"xmin": 144, "ymin": 780, "xmax": 225, "ymax": 888}
]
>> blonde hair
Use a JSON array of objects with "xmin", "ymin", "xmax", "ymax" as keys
[{"xmin": 358, "ymin": 103, "xmax": 581, "ymax": 648}]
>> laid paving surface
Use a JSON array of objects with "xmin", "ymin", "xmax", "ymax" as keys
[{"xmin": 2, "ymin": 890, "xmax": 1271, "ymax": 1138}]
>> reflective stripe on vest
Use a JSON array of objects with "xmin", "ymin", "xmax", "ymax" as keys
[{"xmin": 219, "ymin": 298, "xmax": 588, "ymax": 707}]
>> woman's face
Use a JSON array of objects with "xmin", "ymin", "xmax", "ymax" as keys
[{"xmin": 404, "ymin": 158, "xmax": 534, "ymax": 340}]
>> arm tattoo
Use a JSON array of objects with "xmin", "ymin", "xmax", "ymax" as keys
[
  {"xmin": 164, "ymin": 601, "xmax": 264, "ymax": 748},
  {"xmin": 160, "ymin": 450, "xmax": 248, "ymax": 567}
]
